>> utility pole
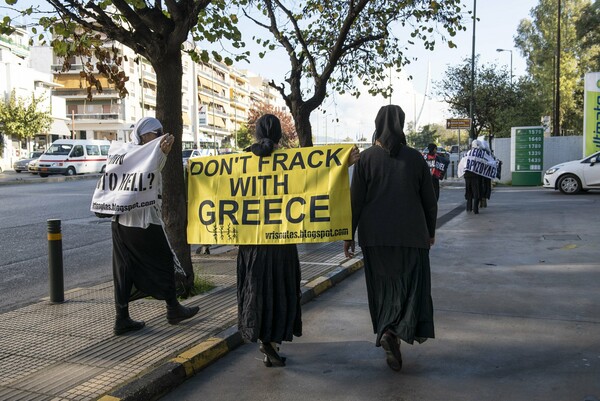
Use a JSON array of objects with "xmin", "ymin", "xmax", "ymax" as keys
[
  {"xmin": 469, "ymin": 0, "xmax": 477, "ymax": 141},
  {"xmin": 553, "ymin": 0, "xmax": 561, "ymax": 136}
]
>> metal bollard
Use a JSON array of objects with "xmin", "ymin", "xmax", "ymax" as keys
[
  {"xmin": 451, "ymin": 161, "xmax": 455, "ymax": 178},
  {"xmin": 47, "ymin": 219, "xmax": 64, "ymax": 303}
]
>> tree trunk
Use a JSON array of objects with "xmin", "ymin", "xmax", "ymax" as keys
[
  {"xmin": 154, "ymin": 50, "xmax": 195, "ymax": 295},
  {"xmin": 293, "ymin": 106, "xmax": 314, "ymax": 147}
]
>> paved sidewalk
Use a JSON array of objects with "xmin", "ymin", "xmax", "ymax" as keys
[
  {"xmin": 0, "ymin": 173, "xmax": 461, "ymax": 401},
  {"xmin": 0, "ymin": 242, "xmax": 364, "ymax": 401}
]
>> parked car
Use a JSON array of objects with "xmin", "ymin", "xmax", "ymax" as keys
[
  {"xmin": 28, "ymin": 158, "xmax": 39, "ymax": 174},
  {"xmin": 543, "ymin": 151, "xmax": 600, "ymax": 194},
  {"xmin": 36, "ymin": 139, "xmax": 110, "ymax": 177},
  {"xmin": 182, "ymin": 149, "xmax": 201, "ymax": 168},
  {"xmin": 13, "ymin": 151, "xmax": 44, "ymax": 173}
]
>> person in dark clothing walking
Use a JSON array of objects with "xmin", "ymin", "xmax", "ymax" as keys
[
  {"xmin": 463, "ymin": 140, "xmax": 483, "ymax": 214},
  {"xmin": 424, "ymin": 143, "xmax": 444, "ymax": 201},
  {"xmin": 236, "ymin": 114, "xmax": 302, "ymax": 367},
  {"xmin": 111, "ymin": 117, "xmax": 199, "ymax": 335},
  {"xmin": 238, "ymin": 114, "xmax": 359, "ymax": 367},
  {"xmin": 344, "ymin": 104, "xmax": 437, "ymax": 372}
]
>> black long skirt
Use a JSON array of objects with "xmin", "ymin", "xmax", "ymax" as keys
[
  {"xmin": 362, "ymin": 246, "xmax": 434, "ymax": 346},
  {"xmin": 237, "ymin": 244, "xmax": 302, "ymax": 344},
  {"xmin": 112, "ymin": 222, "xmax": 176, "ymax": 307}
]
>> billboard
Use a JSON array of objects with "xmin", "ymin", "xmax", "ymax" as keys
[{"xmin": 583, "ymin": 72, "xmax": 600, "ymax": 157}]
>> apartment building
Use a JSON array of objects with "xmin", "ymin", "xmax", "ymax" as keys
[
  {"xmin": 47, "ymin": 44, "xmax": 280, "ymax": 153},
  {"xmin": 0, "ymin": 28, "xmax": 70, "ymax": 171},
  {"xmin": 1, "ymin": 24, "xmax": 285, "ymax": 171}
]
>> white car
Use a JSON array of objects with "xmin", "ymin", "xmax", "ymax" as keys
[
  {"xmin": 182, "ymin": 149, "xmax": 201, "ymax": 168},
  {"xmin": 543, "ymin": 151, "xmax": 600, "ymax": 194}
]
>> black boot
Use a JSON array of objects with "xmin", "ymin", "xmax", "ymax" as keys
[
  {"xmin": 473, "ymin": 198, "xmax": 479, "ymax": 214},
  {"xmin": 466, "ymin": 198, "xmax": 472, "ymax": 212},
  {"xmin": 166, "ymin": 303, "xmax": 200, "ymax": 325},
  {"xmin": 259, "ymin": 342, "xmax": 286, "ymax": 367},
  {"xmin": 114, "ymin": 306, "xmax": 145, "ymax": 335}
]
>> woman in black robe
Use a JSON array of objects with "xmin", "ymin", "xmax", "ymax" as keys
[
  {"xmin": 111, "ymin": 117, "xmax": 199, "ymax": 335},
  {"xmin": 237, "ymin": 114, "xmax": 302, "ymax": 367},
  {"xmin": 344, "ymin": 105, "xmax": 437, "ymax": 372}
]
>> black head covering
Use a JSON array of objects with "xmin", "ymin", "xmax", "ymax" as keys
[
  {"xmin": 374, "ymin": 105, "xmax": 406, "ymax": 157},
  {"xmin": 251, "ymin": 114, "xmax": 282, "ymax": 156},
  {"xmin": 427, "ymin": 143, "xmax": 437, "ymax": 154}
]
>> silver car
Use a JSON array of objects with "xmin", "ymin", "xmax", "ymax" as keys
[{"xmin": 13, "ymin": 151, "xmax": 44, "ymax": 173}]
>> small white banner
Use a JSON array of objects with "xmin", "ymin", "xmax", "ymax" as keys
[
  {"xmin": 458, "ymin": 148, "xmax": 499, "ymax": 180},
  {"xmin": 90, "ymin": 137, "xmax": 163, "ymax": 215}
]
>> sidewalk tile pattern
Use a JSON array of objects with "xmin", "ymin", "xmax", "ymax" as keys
[{"xmin": 0, "ymin": 241, "xmax": 359, "ymax": 400}]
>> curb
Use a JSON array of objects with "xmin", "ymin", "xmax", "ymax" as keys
[
  {"xmin": 0, "ymin": 172, "xmax": 101, "ymax": 186},
  {"xmin": 98, "ymin": 256, "xmax": 364, "ymax": 401}
]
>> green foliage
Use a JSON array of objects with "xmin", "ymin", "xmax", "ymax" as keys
[
  {"xmin": 239, "ymin": 0, "xmax": 466, "ymax": 146},
  {"xmin": 180, "ymin": 274, "xmax": 215, "ymax": 299},
  {"xmin": 436, "ymin": 58, "xmax": 522, "ymax": 138},
  {"xmin": 424, "ymin": 123, "xmax": 457, "ymax": 148},
  {"xmin": 0, "ymin": 90, "xmax": 53, "ymax": 141},
  {"xmin": 436, "ymin": 57, "xmax": 547, "ymax": 139},
  {"xmin": 407, "ymin": 124, "xmax": 438, "ymax": 150},
  {"xmin": 576, "ymin": 0, "xmax": 600, "ymax": 70},
  {"xmin": 234, "ymin": 124, "xmax": 253, "ymax": 150},
  {"xmin": 515, "ymin": 0, "xmax": 596, "ymax": 134}
]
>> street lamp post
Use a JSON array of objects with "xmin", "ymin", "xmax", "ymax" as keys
[
  {"xmin": 496, "ymin": 48, "xmax": 513, "ymax": 85},
  {"xmin": 469, "ymin": 0, "xmax": 477, "ymax": 141}
]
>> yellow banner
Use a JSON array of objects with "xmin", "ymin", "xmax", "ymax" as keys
[{"xmin": 187, "ymin": 145, "xmax": 353, "ymax": 245}]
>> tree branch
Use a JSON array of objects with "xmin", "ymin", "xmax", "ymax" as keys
[
  {"xmin": 271, "ymin": 0, "xmax": 318, "ymax": 83},
  {"xmin": 341, "ymin": 33, "xmax": 386, "ymax": 53}
]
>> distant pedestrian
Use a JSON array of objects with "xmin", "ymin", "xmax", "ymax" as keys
[
  {"xmin": 479, "ymin": 139, "xmax": 493, "ymax": 208},
  {"xmin": 344, "ymin": 104, "xmax": 437, "ymax": 372},
  {"xmin": 111, "ymin": 117, "xmax": 199, "ymax": 335},
  {"xmin": 463, "ymin": 140, "xmax": 483, "ymax": 214},
  {"xmin": 424, "ymin": 143, "xmax": 446, "ymax": 201}
]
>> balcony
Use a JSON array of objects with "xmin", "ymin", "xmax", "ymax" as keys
[
  {"xmin": 207, "ymin": 107, "xmax": 228, "ymax": 119},
  {"xmin": 142, "ymin": 70, "xmax": 157, "ymax": 82},
  {"xmin": 67, "ymin": 113, "xmax": 121, "ymax": 121},
  {"xmin": 196, "ymin": 69, "xmax": 228, "ymax": 86},
  {"xmin": 199, "ymin": 125, "xmax": 229, "ymax": 136},
  {"xmin": 199, "ymin": 87, "xmax": 229, "ymax": 103},
  {"xmin": 0, "ymin": 35, "xmax": 30, "ymax": 56}
]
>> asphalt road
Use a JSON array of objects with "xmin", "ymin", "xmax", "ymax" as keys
[{"xmin": 0, "ymin": 178, "xmax": 113, "ymax": 312}]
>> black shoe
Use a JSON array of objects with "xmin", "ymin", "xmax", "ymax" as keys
[
  {"xmin": 380, "ymin": 332, "xmax": 402, "ymax": 371},
  {"xmin": 263, "ymin": 355, "xmax": 272, "ymax": 367},
  {"xmin": 167, "ymin": 304, "xmax": 200, "ymax": 325},
  {"xmin": 259, "ymin": 343, "xmax": 286, "ymax": 367},
  {"xmin": 114, "ymin": 317, "xmax": 145, "ymax": 335}
]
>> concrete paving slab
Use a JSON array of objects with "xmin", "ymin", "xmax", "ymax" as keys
[{"xmin": 0, "ymin": 239, "xmax": 365, "ymax": 401}]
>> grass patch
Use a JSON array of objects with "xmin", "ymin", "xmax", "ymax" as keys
[{"xmin": 186, "ymin": 275, "xmax": 215, "ymax": 297}]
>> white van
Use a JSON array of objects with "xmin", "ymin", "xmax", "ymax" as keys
[{"xmin": 37, "ymin": 139, "xmax": 111, "ymax": 177}]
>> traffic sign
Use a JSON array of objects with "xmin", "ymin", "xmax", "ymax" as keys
[{"xmin": 446, "ymin": 118, "xmax": 471, "ymax": 130}]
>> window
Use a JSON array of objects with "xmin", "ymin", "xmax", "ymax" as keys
[
  {"xmin": 47, "ymin": 144, "xmax": 72, "ymax": 156},
  {"xmin": 86, "ymin": 145, "xmax": 100, "ymax": 156},
  {"xmin": 100, "ymin": 145, "xmax": 110, "ymax": 156},
  {"xmin": 71, "ymin": 145, "xmax": 84, "ymax": 158}
]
